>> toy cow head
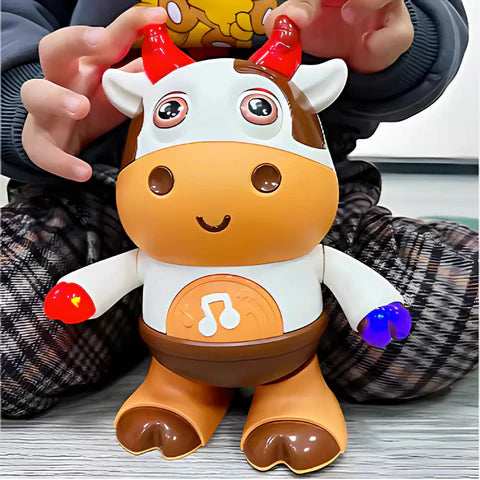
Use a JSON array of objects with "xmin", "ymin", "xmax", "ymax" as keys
[{"xmin": 102, "ymin": 16, "xmax": 347, "ymax": 266}]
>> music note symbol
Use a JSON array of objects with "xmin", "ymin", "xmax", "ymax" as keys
[{"xmin": 198, "ymin": 293, "xmax": 241, "ymax": 337}]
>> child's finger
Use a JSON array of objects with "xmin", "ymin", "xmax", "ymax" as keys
[
  {"xmin": 21, "ymin": 79, "xmax": 90, "ymax": 121},
  {"xmin": 23, "ymin": 125, "xmax": 92, "ymax": 182},
  {"xmin": 120, "ymin": 57, "xmax": 144, "ymax": 73},
  {"xmin": 39, "ymin": 26, "xmax": 108, "ymax": 84},
  {"xmin": 341, "ymin": 0, "xmax": 392, "ymax": 24},
  {"xmin": 265, "ymin": 0, "xmax": 322, "ymax": 34},
  {"xmin": 95, "ymin": 7, "xmax": 167, "ymax": 66},
  {"xmin": 362, "ymin": 6, "xmax": 413, "ymax": 66}
]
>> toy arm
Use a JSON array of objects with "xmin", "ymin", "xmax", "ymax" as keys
[
  {"xmin": 44, "ymin": 249, "xmax": 142, "ymax": 323},
  {"xmin": 322, "ymin": 246, "xmax": 409, "ymax": 343}
]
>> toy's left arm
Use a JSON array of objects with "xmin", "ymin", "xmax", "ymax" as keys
[
  {"xmin": 322, "ymin": 245, "xmax": 412, "ymax": 348},
  {"xmin": 44, "ymin": 249, "xmax": 142, "ymax": 324}
]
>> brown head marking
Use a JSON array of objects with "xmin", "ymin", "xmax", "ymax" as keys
[
  {"xmin": 120, "ymin": 112, "xmax": 143, "ymax": 170},
  {"xmin": 234, "ymin": 59, "xmax": 325, "ymax": 149}
]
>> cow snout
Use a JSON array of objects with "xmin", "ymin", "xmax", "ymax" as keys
[{"xmin": 116, "ymin": 142, "xmax": 338, "ymax": 266}]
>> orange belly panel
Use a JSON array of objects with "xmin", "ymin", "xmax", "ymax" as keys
[{"xmin": 166, "ymin": 274, "xmax": 283, "ymax": 342}]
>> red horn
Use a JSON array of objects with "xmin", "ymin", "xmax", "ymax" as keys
[
  {"xmin": 142, "ymin": 24, "xmax": 195, "ymax": 84},
  {"xmin": 248, "ymin": 15, "xmax": 302, "ymax": 79}
]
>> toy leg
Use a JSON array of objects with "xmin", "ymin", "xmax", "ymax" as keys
[
  {"xmin": 115, "ymin": 357, "xmax": 233, "ymax": 459},
  {"xmin": 241, "ymin": 355, "xmax": 347, "ymax": 474}
]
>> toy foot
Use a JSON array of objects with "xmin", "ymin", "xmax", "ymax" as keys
[
  {"xmin": 241, "ymin": 356, "xmax": 347, "ymax": 473},
  {"xmin": 116, "ymin": 406, "xmax": 201, "ymax": 459},
  {"xmin": 243, "ymin": 420, "xmax": 341, "ymax": 473}
]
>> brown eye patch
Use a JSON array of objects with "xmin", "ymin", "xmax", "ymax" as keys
[
  {"xmin": 149, "ymin": 166, "xmax": 174, "ymax": 195},
  {"xmin": 251, "ymin": 164, "xmax": 281, "ymax": 193}
]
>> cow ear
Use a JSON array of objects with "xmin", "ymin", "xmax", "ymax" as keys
[
  {"xmin": 292, "ymin": 59, "xmax": 348, "ymax": 113},
  {"xmin": 102, "ymin": 69, "xmax": 149, "ymax": 118}
]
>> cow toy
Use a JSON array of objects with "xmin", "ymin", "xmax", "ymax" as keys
[{"xmin": 44, "ymin": 16, "xmax": 412, "ymax": 474}]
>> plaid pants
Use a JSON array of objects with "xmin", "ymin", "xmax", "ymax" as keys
[{"xmin": 1, "ymin": 163, "xmax": 478, "ymax": 417}]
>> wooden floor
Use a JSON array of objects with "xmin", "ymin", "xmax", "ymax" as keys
[{"xmin": 0, "ymin": 359, "xmax": 478, "ymax": 479}]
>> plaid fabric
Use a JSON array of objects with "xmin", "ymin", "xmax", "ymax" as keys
[
  {"xmin": 1, "ymin": 161, "xmax": 478, "ymax": 417},
  {"xmin": 1, "ymin": 166, "xmax": 147, "ymax": 418},
  {"xmin": 320, "ymin": 161, "xmax": 479, "ymax": 401}
]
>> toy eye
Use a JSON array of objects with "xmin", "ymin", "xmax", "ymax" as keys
[
  {"xmin": 241, "ymin": 92, "xmax": 278, "ymax": 125},
  {"xmin": 251, "ymin": 164, "xmax": 281, "ymax": 193},
  {"xmin": 149, "ymin": 166, "xmax": 174, "ymax": 195},
  {"xmin": 153, "ymin": 95, "xmax": 188, "ymax": 128}
]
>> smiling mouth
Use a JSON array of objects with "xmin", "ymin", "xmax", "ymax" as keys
[{"xmin": 196, "ymin": 215, "xmax": 231, "ymax": 233}]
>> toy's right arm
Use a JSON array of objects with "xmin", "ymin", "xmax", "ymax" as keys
[
  {"xmin": 321, "ymin": 245, "xmax": 411, "ymax": 348},
  {"xmin": 44, "ymin": 249, "xmax": 143, "ymax": 324}
]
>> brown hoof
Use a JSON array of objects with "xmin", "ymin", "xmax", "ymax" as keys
[
  {"xmin": 243, "ymin": 421, "xmax": 341, "ymax": 474},
  {"xmin": 116, "ymin": 407, "xmax": 201, "ymax": 459}
]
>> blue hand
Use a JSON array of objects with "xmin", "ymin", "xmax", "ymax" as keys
[{"xmin": 358, "ymin": 302, "xmax": 412, "ymax": 348}]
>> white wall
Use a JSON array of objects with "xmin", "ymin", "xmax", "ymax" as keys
[
  {"xmin": 352, "ymin": 0, "xmax": 479, "ymax": 160},
  {"xmin": 380, "ymin": 173, "xmax": 478, "ymax": 218}
]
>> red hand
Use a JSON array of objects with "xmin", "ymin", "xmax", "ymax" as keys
[{"xmin": 44, "ymin": 282, "xmax": 96, "ymax": 324}]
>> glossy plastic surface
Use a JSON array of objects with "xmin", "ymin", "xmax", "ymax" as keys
[
  {"xmin": 243, "ymin": 421, "xmax": 340, "ymax": 474},
  {"xmin": 114, "ymin": 358, "xmax": 232, "ymax": 447},
  {"xmin": 322, "ymin": 245, "xmax": 405, "ymax": 330},
  {"xmin": 248, "ymin": 15, "xmax": 302, "ymax": 79},
  {"xmin": 241, "ymin": 355, "xmax": 347, "ymax": 458},
  {"xmin": 102, "ymin": 57, "xmax": 347, "ymax": 152},
  {"xmin": 49, "ymin": 250, "xmax": 141, "ymax": 321},
  {"xmin": 142, "ymin": 24, "xmax": 194, "ymax": 84},
  {"xmin": 358, "ymin": 302, "xmax": 412, "ymax": 348},
  {"xmin": 116, "ymin": 407, "xmax": 202, "ymax": 459},
  {"xmin": 44, "ymin": 281, "xmax": 95, "ymax": 324}
]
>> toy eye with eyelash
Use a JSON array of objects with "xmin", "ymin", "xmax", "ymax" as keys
[
  {"xmin": 153, "ymin": 95, "xmax": 188, "ymax": 128},
  {"xmin": 240, "ymin": 92, "xmax": 279, "ymax": 125}
]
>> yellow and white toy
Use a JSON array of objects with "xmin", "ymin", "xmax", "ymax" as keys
[{"xmin": 44, "ymin": 17, "xmax": 412, "ymax": 474}]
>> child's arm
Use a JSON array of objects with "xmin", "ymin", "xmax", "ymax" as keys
[
  {"xmin": 322, "ymin": 245, "xmax": 412, "ymax": 348},
  {"xmin": 268, "ymin": 0, "xmax": 468, "ymax": 123},
  {"xmin": 1, "ymin": 0, "xmax": 74, "ymax": 184},
  {"xmin": 44, "ymin": 249, "xmax": 143, "ymax": 324},
  {"xmin": 338, "ymin": 0, "xmax": 469, "ymax": 123},
  {"xmin": 1, "ymin": 3, "xmax": 166, "ymax": 184}
]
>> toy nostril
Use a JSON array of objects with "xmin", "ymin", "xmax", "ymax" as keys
[
  {"xmin": 252, "ymin": 164, "xmax": 281, "ymax": 193},
  {"xmin": 149, "ymin": 166, "xmax": 174, "ymax": 195}
]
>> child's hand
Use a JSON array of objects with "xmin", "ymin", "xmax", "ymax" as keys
[
  {"xmin": 265, "ymin": 0, "xmax": 414, "ymax": 74},
  {"xmin": 21, "ymin": 7, "xmax": 167, "ymax": 182}
]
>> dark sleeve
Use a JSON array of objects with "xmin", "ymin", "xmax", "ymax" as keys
[
  {"xmin": 326, "ymin": 0, "xmax": 469, "ymax": 126},
  {"xmin": 1, "ymin": 0, "xmax": 76, "ymax": 183}
]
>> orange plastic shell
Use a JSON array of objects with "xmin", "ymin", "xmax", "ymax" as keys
[
  {"xmin": 241, "ymin": 354, "xmax": 348, "ymax": 452},
  {"xmin": 166, "ymin": 274, "xmax": 283, "ymax": 341},
  {"xmin": 116, "ymin": 142, "xmax": 338, "ymax": 266},
  {"xmin": 114, "ymin": 358, "xmax": 232, "ymax": 447}
]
